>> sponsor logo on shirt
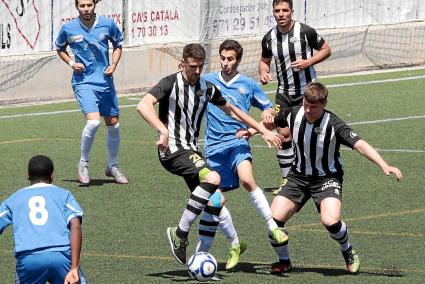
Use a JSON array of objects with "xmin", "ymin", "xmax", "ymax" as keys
[
  {"xmin": 98, "ymin": 33, "xmax": 106, "ymax": 41},
  {"xmin": 238, "ymin": 87, "xmax": 246, "ymax": 95},
  {"xmin": 313, "ymin": 127, "xmax": 323, "ymax": 134},
  {"xmin": 70, "ymin": 35, "xmax": 83, "ymax": 43},
  {"xmin": 195, "ymin": 160, "xmax": 205, "ymax": 168},
  {"xmin": 289, "ymin": 36, "xmax": 299, "ymax": 43}
]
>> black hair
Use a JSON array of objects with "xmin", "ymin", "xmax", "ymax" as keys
[
  {"xmin": 28, "ymin": 155, "xmax": 54, "ymax": 181},
  {"xmin": 219, "ymin": 39, "xmax": 243, "ymax": 61},
  {"xmin": 182, "ymin": 43, "xmax": 206, "ymax": 61},
  {"xmin": 75, "ymin": 0, "xmax": 96, "ymax": 7},
  {"xmin": 273, "ymin": 0, "xmax": 293, "ymax": 10}
]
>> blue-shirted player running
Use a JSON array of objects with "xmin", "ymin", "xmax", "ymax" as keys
[
  {"xmin": 56, "ymin": 0, "xmax": 128, "ymax": 185},
  {"xmin": 196, "ymin": 40, "xmax": 287, "ymax": 270},
  {"xmin": 0, "ymin": 155, "xmax": 86, "ymax": 284}
]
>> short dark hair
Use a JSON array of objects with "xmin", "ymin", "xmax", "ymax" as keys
[
  {"xmin": 219, "ymin": 39, "xmax": 243, "ymax": 61},
  {"xmin": 182, "ymin": 43, "xmax": 206, "ymax": 61},
  {"xmin": 273, "ymin": 0, "xmax": 293, "ymax": 9},
  {"xmin": 304, "ymin": 82, "xmax": 328, "ymax": 104},
  {"xmin": 28, "ymin": 155, "xmax": 54, "ymax": 181},
  {"xmin": 75, "ymin": 0, "xmax": 96, "ymax": 7}
]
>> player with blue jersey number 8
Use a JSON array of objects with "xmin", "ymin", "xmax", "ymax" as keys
[{"xmin": 0, "ymin": 155, "xmax": 86, "ymax": 284}]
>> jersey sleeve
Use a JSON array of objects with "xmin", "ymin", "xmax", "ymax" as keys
[
  {"xmin": 0, "ymin": 200, "xmax": 12, "ymax": 234},
  {"xmin": 109, "ymin": 21, "xmax": 124, "ymax": 48},
  {"xmin": 148, "ymin": 74, "xmax": 175, "ymax": 102},
  {"xmin": 55, "ymin": 26, "xmax": 68, "ymax": 50},
  {"xmin": 303, "ymin": 24, "xmax": 325, "ymax": 50},
  {"xmin": 64, "ymin": 192, "xmax": 83, "ymax": 225},
  {"xmin": 332, "ymin": 114, "xmax": 362, "ymax": 148},
  {"xmin": 274, "ymin": 108, "xmax": 291, "ymax": 128},
  {"xmin": 207, "ymin": 82, "xmax": 227, "ymax": 106},
  {"xmin": 261, "ymin": 30, "xmax": 273, "ymax": 58},
  {"xmin": 251, "ymin": 81, "xmax": 273, "ymax": 110}
]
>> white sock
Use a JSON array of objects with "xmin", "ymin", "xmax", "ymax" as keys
[
  {"xmin": 218, "ymin": 206, "xmax": 239, "ymax": 247},
  {"xmin": 80, "ymin": 120, "xmax": 101, "ymax": 162},
  {"xmin": 106, "ymin": 123, "xmax": 120, "ymax": 167},
  {"xmin": 248, "ymin": 187, "xmax": 277, "ymax": 232}
]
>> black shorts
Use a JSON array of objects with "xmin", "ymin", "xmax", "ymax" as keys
[
  {"xmin": 277, "ymin": 171, "xmax": 343, "ymax": 212},
  {"xmin": 159, "ymin": 149, "xmax": 214, "ymax": 191},
  {"xmin": 275, "ymin": 92, "xmax": 304, "ymax": 111}
]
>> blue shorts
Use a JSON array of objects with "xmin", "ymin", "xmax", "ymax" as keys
[
  {"xmin": 74, "ymin": 88, "xmax": 119, "ymax": 116},
  {"xmin": 206, "ymin": 144, "xmax": 252, "ymax": 190},
  {"xmin": 16, "ymin": 251, "xmax": 86, "ymax": 284}
]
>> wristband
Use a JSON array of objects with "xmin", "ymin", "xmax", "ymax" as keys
[{"xmin": 68, "ymin": 60, "xmax": 75, "ymax": 68}]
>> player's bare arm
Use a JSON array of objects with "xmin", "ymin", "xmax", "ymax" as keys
[
  {"xmin": 291, "ymin": 42, "xmax": 332, "ymax": 71},
  {"xmin": 136, "ymin": 94, "xmax": 169, "ymax": 150},
  {"xmin": 220, "ymin": 102, "xmax": 281, "ymax": 149},
  {"xmin": 57, "ymin": 49, "xmax": 85, "ymax": 73},
  {"xmin": 65, "ymin": 217, "xmax": 82, "ymax": 284},
  {"xmin": 353, "ymin": 139, "xmax": 403, "ymax": 181},
  {"xmin": 259, "ymin": 57, "xmax": 273, "ymax": 84},
  {"xmin": 104, "ymin": 46, "xmax": 122, "ymax": 76}
]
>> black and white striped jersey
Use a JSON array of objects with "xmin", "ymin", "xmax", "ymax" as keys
[
  {"xmin": 148, "ymin": 72, "xmax": 227, "ymax": 154},
  {"xmin": 275, "ymin": 106, "xmax": 362, "ymax": 177},
  {"xmin": 261, "ymin": 21, "xmax": 326, "ymax": 97}
]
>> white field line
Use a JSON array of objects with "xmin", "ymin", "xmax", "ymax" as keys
[
  {"xmin": 120, "ymin": 74, "xmax": 425, "ymax": 98},
  {"xmin": 348, "ymin": 115, "xmax": 425, "ymax": 125},
  {"xmin": 264, "ymin": 74, "xmax": 425, "ymax": 94},
  {"xmin": 0, "ymin": 104, "xmax": 137, "ymax": 119}
]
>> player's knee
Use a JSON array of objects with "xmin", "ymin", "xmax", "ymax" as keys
[
  {"xmin": 105, "ymin": 116, "xmax": 119, "ymax": 126},
  {"xmin": 202, "ymin": 171, "xmax": 221, "ymax": 186},
  {"xmin": 321, "ymin": 215, "xmax": 340, "ymax": 227},
  {"xmin": 86, "ymin": 120, "xmax": 101, "ymax": 133},
  {"xmin": 240, "ymin": 177, "xmax": 256, "ymax": 191}
]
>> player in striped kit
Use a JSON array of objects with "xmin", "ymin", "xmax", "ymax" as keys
[
  {"xmin": 136, "ymin": 43, "xmax": 282, "ymax": 265},
  {"xmin": 0, "ymin": 155, "xmax": 86, "ymax": 284},
  {"xmin": 259, "ymin": 0, "xmax": 331, "ymax": 195},
  {"xmin": 238, "ymin": 82, "xmax": 403, "ymax": 274}
]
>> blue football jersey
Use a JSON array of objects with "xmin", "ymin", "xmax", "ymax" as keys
[
  {"xmin": 0, "ymin": 183, "xmax": 83, "ymax": 256},
  {"xmin": 202, "ymin": 72, "xmax": 273, "ymax": 156},
  {"xmin": 55, "ymin": 15, "xmax": 123, "ymax": 92}
]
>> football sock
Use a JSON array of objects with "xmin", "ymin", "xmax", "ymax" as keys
[
  {"xmin": 106, "ymin": 123, "xmax": 120, "ymax": 167},
  {"xmin": 269, "ymin": 219, "xmax": 290, "ymax": 260},
  {"xmin": 217, "ymin": 205, "xmax": 239, "ymax": 247},
  {"xmin": 277, "ymin": 142, "xmax": 294, "ymax": 178},
  {"xmin": 196, "ymin": 205, "xmax": 220, "ymax": 252},
  {"xmin": 326, "ymin": 220, "xmax": 351, "ymax": 251},
  {"xmin": 80, "ymin": 120, "xmax": 100, "ymax": 162},
  {"xmin": 177, "ymin": 182, "xmax": 217, "ymax": 240},
  {"xmin": 248, "ymin": 187, "xmax": 277, "ymax": 231}
]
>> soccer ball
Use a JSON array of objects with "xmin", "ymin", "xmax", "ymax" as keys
[{"xmin": 187, "ymin": 252, "xmax": 217, "ymax": 281}]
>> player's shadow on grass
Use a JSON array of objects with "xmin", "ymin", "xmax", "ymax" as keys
[
  {"xmin": 146, "ymin": 262, "xmax": 403, "ymax": 281},
  {"xmin": 62, "ymin": 179, "xmax": 117, "ymax": 187},
  {"xmin": 146, "ymin": 263, "xmax": 229, "ymax": 282},
  {"xmin": 234, "ymin": 262, "xmax": 403, "ymax": 277}
]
